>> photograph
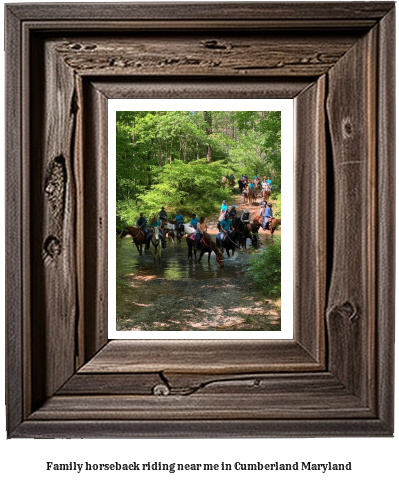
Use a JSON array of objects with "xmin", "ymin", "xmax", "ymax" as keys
[{"xmin": 115, "ymin": 109, "xmax": 282, "ymax": 333}]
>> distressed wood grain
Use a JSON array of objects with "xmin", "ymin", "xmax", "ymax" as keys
[
  {"xmin": 375, "ymin": 6, "xmax": 395, "ymax": 432},
  {"xmin": 79, "ymin": 340, "xmax": 321, "ymax": 374},
  {"xmin": 326, "ymin": 26, "xmax": 377, "ymax": 404},
  {"xmin": 7, "ymin": 2, "xmax": 394, "ymax": 22},
  {"xmin": 294, "ymin": 76, "xmax": 326, "ymax": 364},
  {"xmin": 30, "ymin": 37, "xmax": 78, "ymax": 407},
  {"xmin": 53, "ymin": 33, "xmax": 360, "ymax": 78}
]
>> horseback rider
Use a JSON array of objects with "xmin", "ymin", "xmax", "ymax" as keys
[
  {"xmin": 261, "ymin": 177, "xmax": 269, "ymax": 194},
  {"xmin": 175, "ymin": 210, "xmax": 185, "ymax": 236},
  {"xmin": 241, "ymin": 208, "xmax": 252, "ymax": 233},
  {"xmin": 158, "ymin": 206, "xmax": 168, "ymax": 222},
  {"xmin": 229, "ymin": 205, "xmax": 237, "ymax": 218},
  {"xmin": 136, "ymin": 212, "xmax": 149, "ymax": 236},
  {"xmin": 216, "ymin": 212, "xmax": 234, "ymax": 250},
  {"xmin": 145, "ymin": 215, "xmax": 167, "ymax": 250},
  {"xmin": 266, "ymin": 176, "xmax": 273, "ymax": 190},
  {"xmin": 195, "ymin": 216, "xmax": 207, "ymax": 249},
  {"xmin": 190, "ymin": 213, "xmax": 199, "ymax": 229},
  {"xmin": 263, "ymin": 203, "xmax": 274, "ymax": 230},
  {"xmin": 259, "ymin": 196, "xmax": 267, "ymax": 213}
]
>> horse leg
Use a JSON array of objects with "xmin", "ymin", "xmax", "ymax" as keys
[{"xmin": 135, "ymin": 243, "xmax": 142, "ymax": 255}]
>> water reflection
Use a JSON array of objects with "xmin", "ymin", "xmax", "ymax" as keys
[{"xmin": 116, "ymin": 236, "xmax": 252, "ymax": 281}]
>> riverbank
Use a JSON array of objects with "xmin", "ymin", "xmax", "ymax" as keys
[{"xmin": 117, "ymin": 275, "xmax": 280, "ymax": 331}]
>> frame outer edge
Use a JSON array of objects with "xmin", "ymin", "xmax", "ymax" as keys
[
  {"xmin": 5, "ymin": 6, "xmax": 25, "ymax": 436},
  {"xmin": 376, "ymin": 7, "xmax": 395, "ymax": 433},
  {"xmin": 5, "ymin": 2, "xmax": 395, "ymax": 21}
]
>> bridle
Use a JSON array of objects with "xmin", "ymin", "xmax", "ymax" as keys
[{"xmin": 131, "ymin": 227, "xmax": 145, "ymax": 240}]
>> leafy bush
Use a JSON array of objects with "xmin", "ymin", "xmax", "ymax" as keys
[{"xmin": 247, "ymin": 237, "xmax": 281, "ymax": 298}]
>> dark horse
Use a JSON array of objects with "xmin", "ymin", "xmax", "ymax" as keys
[
  {"xmin": 120, "ymin": 226, "xmax": 146, "ymax": 255},
  {"xmin": 235, "ymin": 218, "xmax": 260, "ymax": 249},
  {"xmin": 217, "ymin": 229, "xmax": 241, "ymax": 257},
  {"xmin": 187, "ymin": 233, "xmax": 224, "ymax": 267},
  {"xmin": 238, "ymin": 179, "xmax": 244, "ymax": 194}
]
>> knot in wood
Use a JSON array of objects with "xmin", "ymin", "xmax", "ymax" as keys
[
  {"xmin": 343, "ymin": 119, "xmax": 353, "ymax": 137},
  {"xmin": 152, "ymin": 383, "xmax": 170, "ymax": 396},
  {"xmin": 44, "ymin": 236, "xmax": 61, "ymax": 258},
  {"xmin": 201, "ymin": 40, "xmax": 227, "ymax": 50}
]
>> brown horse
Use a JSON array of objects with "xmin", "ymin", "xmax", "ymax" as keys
[
  {"xmin": 242, "ymin": 186, "xmax": 249, "ymax": 204},
  {"xmin": 120, "ymin": 226, "xmax": 146, "ymax": 255},
  {"xmin": 187, "ymin": 233, "xmax": 224, "ymax": 267},
  {"xmin": 248, "ymin": 187, "xmax": 257, "ymax": 204},
  {"xmin": 263, "ymin": 218, "xmax": 281, "ymax": 243},
  {"xmin": 262, "ymin": 185, "xmax": 272, "ymax": 200}
]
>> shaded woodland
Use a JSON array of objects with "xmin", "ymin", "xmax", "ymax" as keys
[{"xmin": 116, "ymin": 110, "xmax": 281, "ymax": 230}]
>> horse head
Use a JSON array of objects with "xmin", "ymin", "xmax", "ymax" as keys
[
  {"xmin": 120, "ymin": 228, "xmax": 129, "ymax": 238},
  {"xmin": 215, "ymin": 248, "xmax": 224, "ymax": 267}
]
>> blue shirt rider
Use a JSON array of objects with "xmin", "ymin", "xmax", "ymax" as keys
[
  {"xmin": 217, "ymin": 214, "xmax": 234, "ymax": 249},
  {"xmin": 145, "ymin": 216, "xmax": 166, "ymax": 249},
  {"xmin": 175, "ymin": 211, "xmax": 184, "ymax": 236},
  {"xmin": 264, "ymin": 203, "xmax": 274, "ymax": 230},
  {"xmin": 190, "ymin": 213, "xmax": 199, "ymax": 229}
]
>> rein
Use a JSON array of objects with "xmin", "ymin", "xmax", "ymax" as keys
[
  {"xmin": 225, "ymin": 232, "xmax": 238, "ymax": 247},
  {"xmin": 131, "ymin": 227, "xmax": 145, "ymax": 240}
]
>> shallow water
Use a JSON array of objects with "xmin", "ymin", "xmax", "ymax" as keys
[{"xmin": 116, "ymin": 235, "xmax": 253, "ymax": 281}]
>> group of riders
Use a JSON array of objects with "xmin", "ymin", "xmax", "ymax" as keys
[
  {"xmin": 216, "ymin": 195, "xmax": 274, "ymax": 249},
  {"xmin": 238, "ymin": 174, "xmax": 273, "ymax": 197},
  {"xmin": 136, "ymin": 207, "xmax": 203, "ymax": 251},
  {"xmin": 135, "ymin": 188, "xmax": 275, "ymax": 255}
]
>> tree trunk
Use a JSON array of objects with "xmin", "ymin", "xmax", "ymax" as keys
[{"xmin": 204, "ymin": 111, "xmax": 212, "ymax": 162}]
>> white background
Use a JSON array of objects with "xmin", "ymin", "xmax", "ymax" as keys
[
  {"xmin": 1, "ymin": 1, "xmax": 397, "ymax": 485},
  {"xmin": 108, "ymin": 98, "xmax": 294, "ymax": 339}
]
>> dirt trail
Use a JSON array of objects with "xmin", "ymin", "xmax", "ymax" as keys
[{"xmin": 205, "ymin": 187, "xmax": 281, "ymax": 242}]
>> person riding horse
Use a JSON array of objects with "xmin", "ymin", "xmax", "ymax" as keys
[
  {"xmin": 216, "ymin": 213, "xmax": 234, "ymax": 251},
  {"xmin": 174, "ymin": 210, "xmax": 185, "ymax": 237},
  {"xmin": 145, "ymin": 215, "xmax": 166, "ymax": 250},
  {"xmin": 158, "ymin": 206, "xmax": 168, "ymax": 222},
  {"xmin": 190, "ymin": 213, "xmax": 199, "ymax": 229},
  {"xmin": 136, "ymin": 212, "xmax": 149, "ymax": 240},
  {"xmin": 195, "ymin": 216, "xmax": 207, "ymax": 249},
  {"xmin": 263, "ymin": 203, "xmax": 274, "ymax": 230},
  {"xmin": 228, "ymin": 205, "xmax": 237, "ymax": 218}
]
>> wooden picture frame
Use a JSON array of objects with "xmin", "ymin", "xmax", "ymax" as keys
[{"xmin": 5, "ymin": 2, "xmax": 395, "ymax": 438}]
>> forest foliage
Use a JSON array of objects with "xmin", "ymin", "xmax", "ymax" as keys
[
  {"xmin": 247, "ymin": 237, "xmax": 282, "ymax": 297},
  {"xmin": 116, "ymin": 110, "xmax": 281, "ymax": 229}
]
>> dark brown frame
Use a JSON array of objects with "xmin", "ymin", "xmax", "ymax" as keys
[{"xmin": 5, "ymin": 2, "xmax": 395, "ymax": 438}]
